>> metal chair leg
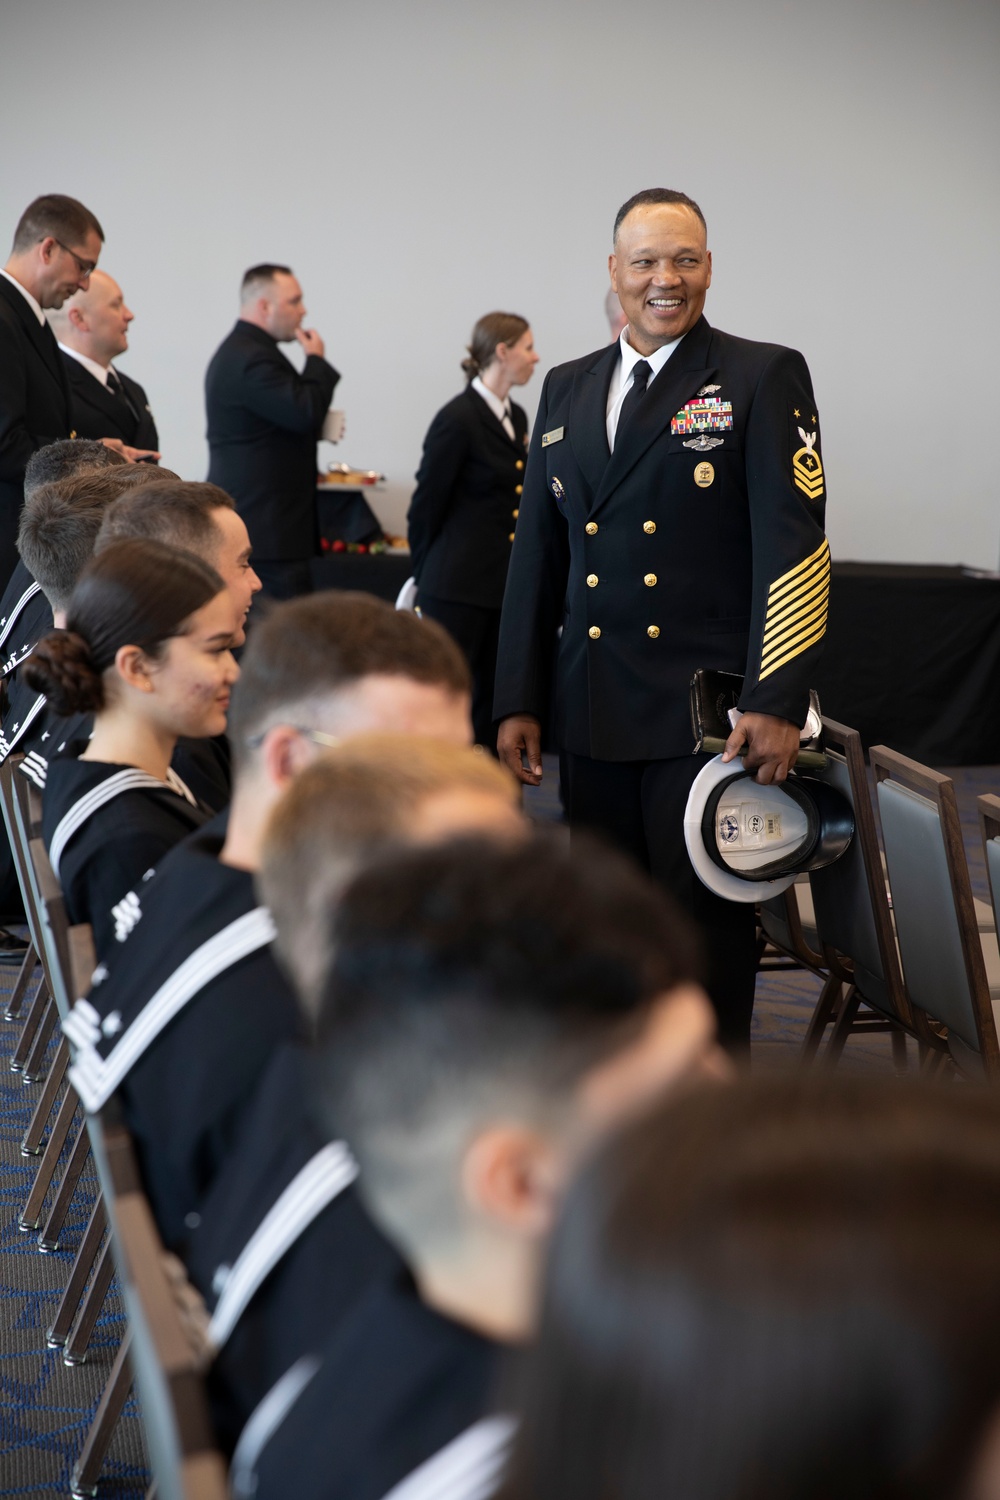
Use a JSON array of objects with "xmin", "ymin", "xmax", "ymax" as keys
[
  {"xmin": 22, "ymin": 995, "xmax": 58, "ymax": 1081},
  {"xmin": 4, "ymin": 944, "xmax": 39, "ymax": 1021},
  {"xmin": 64, "ymin": 1235, "xmax": 115, "ymax": 1365},
  {"xmin": 48, "ymin": 1193, "xmax": 106, "ymax": 1348},
  {"xmin": 70, "ymin": 1333, "xmax": 132, "ymax": 1498},
  {"xmin": 39, "ymin": 1122, "xmax": 91, "ymax": 1252},
  {"xmin": 19, "ymin": 1084, "xmax": 79, "ymax": 1232},
  {"xmin": 21, "ymin": 1035, "xmax": 69, "ymax": 1155},
  {"xmin": 10, "ymin": 981, "xmax": 51, "ymax": 1071}
]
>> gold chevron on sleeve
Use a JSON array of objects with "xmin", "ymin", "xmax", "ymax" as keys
[{"xmin": 758, "ymin": 539, "xmax": 830, "ymax": 682}]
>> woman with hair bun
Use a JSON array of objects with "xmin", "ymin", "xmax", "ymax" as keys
[
  {"xmin": 407, "ymin": 311, "xmax": 539, "ymax": 749},
  {"xmin": 26, "ymin": 537, "xmax": 240, "ymax": 955}
]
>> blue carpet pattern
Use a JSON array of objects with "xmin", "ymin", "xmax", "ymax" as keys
[{"xmin": 0, "ymin": 974, "xmax": 148, "ymax": 1496}]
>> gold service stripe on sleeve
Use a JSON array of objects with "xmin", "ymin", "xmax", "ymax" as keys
[
  {"xmin": 759, "ymin": 616, "xmax": 829, "ymax": 680},
  {"xmin": 761, "ymin": 569, "xmax": 831, "ymax": 644},
  {"xmin": 757, "ymin": 538, "xmax": 831, "ymax": 681},
  {"xmin": 759, "ymin": 599, "xmax": 829, "ymax": 672},
  {"xmin": 764, "ymin": 539, "xmax": 831, "ymax": 608}
]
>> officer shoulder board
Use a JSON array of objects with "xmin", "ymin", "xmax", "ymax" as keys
[
  {"xmin": 0, "ymin": 693, "xmax": 46, "ymax": 764},
  {"xmin": 63, "ymin": 905, "xmax": 277, "ymax": 1111},
  {"xmin": 0, "ymin": 580, "xmax": 41, "ymax": 674},
  {"xmin": 208, "ymin": 1141, "xmax": 358, "ymax": 1349},
  {"xmin": 48, "ymin": 766, "xmax": 198, "ymax": 880}
]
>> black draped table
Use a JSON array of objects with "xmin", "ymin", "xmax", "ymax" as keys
[{"xmin": 814, "ymin": 563, "xmax": 1000, "ymax": 765}]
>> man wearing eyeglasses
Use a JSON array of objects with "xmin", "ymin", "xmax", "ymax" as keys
[{"xmin": 0, "ymin": 194, "xmax": 157, "ymax": 588}]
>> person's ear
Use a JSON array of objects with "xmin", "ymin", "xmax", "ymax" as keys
[
  {"xmin": 259, "ymin": 723, "xmax": 315, "ymax": 790},
  {"xmin": 67, "ymin": 305, "xmax": 87, "ymax": 332},
  {"xmin": 39, "ymin": 236, "xmax": 58, "ymax": 267},
  {"xmin": 461, "ymin": 1124, "xmax": 562, "ymax": 1239},
  {"xmin": 493, "ymin": 341, "xmax": 509, "ymax": 365},
  {"xmin": 114, "ymin": 643, "xmax": 154, "ymax": 693},
  {"xmin": 608, "ymin": 253, "xmax": 619, "ymax": 293}
]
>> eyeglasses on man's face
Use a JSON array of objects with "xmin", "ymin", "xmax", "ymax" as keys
[{"xmin": 49, "ymin": 237, "xmax": 97, "ymax": 278}]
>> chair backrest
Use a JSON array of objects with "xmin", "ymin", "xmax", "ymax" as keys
[
  {"xmin": 2, "ymin": 756, "xmax": 45, "ymax": 954},
  {"xmin": 26, "ymin": 834, "xmax": 78, "ymax": 1021},
  {"xmin": 807, "ymin": 719, "xmax": 912, "ymax": 1027},
  {"xmin": 871, "ymin": 746, "xmax": 998, "ymax": 1071},
  {"xmin": 86, "ymin": 1099, "xmax": 228, "ymax": 1500},
  {"xmin": 72, "ymin": 912, "xmax": 226, "ymax": 1498},
  {"xmin": 980, "ymin": 794, "xmax": 1000, "ymax": 933}
]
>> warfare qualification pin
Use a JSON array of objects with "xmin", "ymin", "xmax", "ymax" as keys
[
  {"xmin": 683, "ymin": 434, "xmax": 724, "ymax": 453},
  {"xmin": 694, "ymin": 462, "xmax": 715, "ymax": 488},
  {"xmin": 792, "ymin": 426, "xmax": 824, "ymax": 501}
]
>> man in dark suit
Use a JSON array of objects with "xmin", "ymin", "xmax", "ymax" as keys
[
  {"xmin": 205, "ymin": 263, "xmax": 338, "ymax": 600},
  {"xmin": 0, "ymin": 194, "xmax": 105, "ymax": 586},
  {"xmin": 495, "ymin": 188, "xmax": 829, "ymax": 1047},
  {"xmin": 49, "ymin": 270, "xmax": 160, "ymax": 456}
]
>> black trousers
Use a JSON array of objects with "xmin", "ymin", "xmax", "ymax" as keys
[
  {"xmin": 560, "ymin": 750, "xmax": 757, "ymax": 1049},
  {"xmin": 254, "ymin": 558, "xmax": 315, "ymax": 603},
  {"xmin": 418, "ymin": 594, "xmax": 501, "ymax": 752}
]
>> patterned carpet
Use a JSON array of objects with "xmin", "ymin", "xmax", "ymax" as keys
[
  {"xmin": 0, "ymin": 972, "xmax": 148, "ymax": 1497},
  {"xmin": 0, "ymin": 762, "xmax": 995, "ymax": 1494}
]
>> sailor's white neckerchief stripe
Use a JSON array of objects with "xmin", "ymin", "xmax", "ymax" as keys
[
  {"xmin": 379, "ymin": 1416, "xmax": 517, "ymax": 1500},
  {"xmin": 229, "ymin": 1355, "xmax": 322, "ymax": 1500},
  {"xmin": 48, "ymin": 767, "xmax": 198, "ymax": 880},
  {"xmin": 63, "ymin": 906, "xmax": 277, "ymax": 1111},
  {"xmin": 0, "ymin": 580, "xmax": 41, "ymax": 657},
  {"xmin": 0, "ymin": 693, "xmax": 46, "ymax": 764},
  {"xmin": 20, "ymin": 749, "xmax": 49, "ymax": 788},
  {"xmin": 208, "ymin": 1140, "xmax": 358, "ymax": 1349}
]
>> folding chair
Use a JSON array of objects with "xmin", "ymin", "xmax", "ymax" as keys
[
  {"xmin": 801, "ymin": 721, "xmax": 937, "ymax": 1067},
  {"xmin": 0, "ymin": 756, "xmax": 43, "ymax": 1025},
  {"xmin": 979, "ymin": 793, "xmax": 1000, "ymax": 936},
  {"xmin": 870, "ymin": 747, "xmax": 1000, "ymax": 1077},
  {"xmin": 73, "ymin": 1108, "xmax": 226, "ymax": 1497}
]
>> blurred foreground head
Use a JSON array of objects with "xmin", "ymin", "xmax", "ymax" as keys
[
  {"xmin": 312, "ymin": 833, "xmax": 721, "ymax": 1340},
  {"xmin": 260, "ymin": 733, "xmax": 523, "ymax": 1015},
  {"xmin": 503, "ymin": 1075, "xmax": 1000, "ymax": 1500}
]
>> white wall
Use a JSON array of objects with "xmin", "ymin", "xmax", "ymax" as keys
[{"xmin": 2, "ymin": 0, "xmax": 998, "ymax": 564}]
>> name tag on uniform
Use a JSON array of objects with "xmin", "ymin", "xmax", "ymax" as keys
[{"xmin": 541, "ymin": 427, "xmax": 565, "ymax": 447}]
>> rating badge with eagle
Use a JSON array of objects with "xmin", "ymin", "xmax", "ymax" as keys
[{"xmin": 792, "ymin": 424, "xmax": 824, "ymax": 502}]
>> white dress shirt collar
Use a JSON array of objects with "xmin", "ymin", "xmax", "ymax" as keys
[
  {"xmin": 471, "ymin": 375, "xmax": 511, "ymax": 424},
  {"xmin": 0, "ymin": 268, "xmax": 45, "ymax": 326},
  {"xmin": 58, "ymin": 343, "xmax": 111, "ymax": 386},
  {"xmin": 606, "ymin": 328, "xmax": 686, "ymax": 449}
]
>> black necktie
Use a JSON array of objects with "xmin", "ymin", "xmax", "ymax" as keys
[
  {"xmin": 107, "ymin": 367, "xmax": 138, "ymax": 421},
  {"xmin": 616, "ymin": 359, "xmax": 652, "ymax": 441}
]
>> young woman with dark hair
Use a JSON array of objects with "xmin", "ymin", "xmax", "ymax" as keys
[
  {"xmin": 502, "ymin": 1076, "xmax": 1000, "ymax": 1500},
  {"xmin": 407, "ymin": 312, "xmax": 539, "ymax": 749},
  {"xmin": 26, "ymin": 537, "xmax": 240, "ymax": 954}
]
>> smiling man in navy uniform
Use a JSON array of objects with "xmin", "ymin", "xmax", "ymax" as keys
[{"xmin": 494, "ymin": 188, "xmax": 829, "ymax": 1047}]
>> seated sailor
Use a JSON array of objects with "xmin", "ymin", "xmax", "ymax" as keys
[
  {"xmin": 26, "ymin": 537, "xmax": 239, "ymax": 955},
  {"xmin": 233, "ymin": 834, "xmax": 724, "ymax": 1500}
]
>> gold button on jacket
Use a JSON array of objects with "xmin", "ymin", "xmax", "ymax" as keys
[
  {"xmin": 588, "ymin": 625, "xmax": 601, "ymax": 639},
  {"xmin": 508, "ymin": 532, "xmax": 515, "ymax": 542},
  {"xmin": 643, "ymin": 520, "xmax": 656, "ymax": 534},
  {"xmin": 515, "ymin": 459, "xmax": 524, "ymax": 471},
  {"xmin": 514, "ymin": 484, "xmax": 523, "ymax": 495},
  {"xmin": 585, "ymin": 521, "xmax": 598, "ymax": 535},
  {"xmin": 644, "ymin": 573, "xmax": 657, "ymax": 587},
  {"xmin": 586, "ymin": 573, "xmax": 598, "ymax": 588},
  {"xmin": 647, "ymin": 625, "xmax": 660, "ymax": 639},
  {"xmin": 512, "ymin": 508, "xmax": 519, "ymax": 518}
]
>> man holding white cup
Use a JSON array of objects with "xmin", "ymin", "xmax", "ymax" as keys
[{"xmin": 205, "ymin": 263, "xmax": 339, "ymax": 600}]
